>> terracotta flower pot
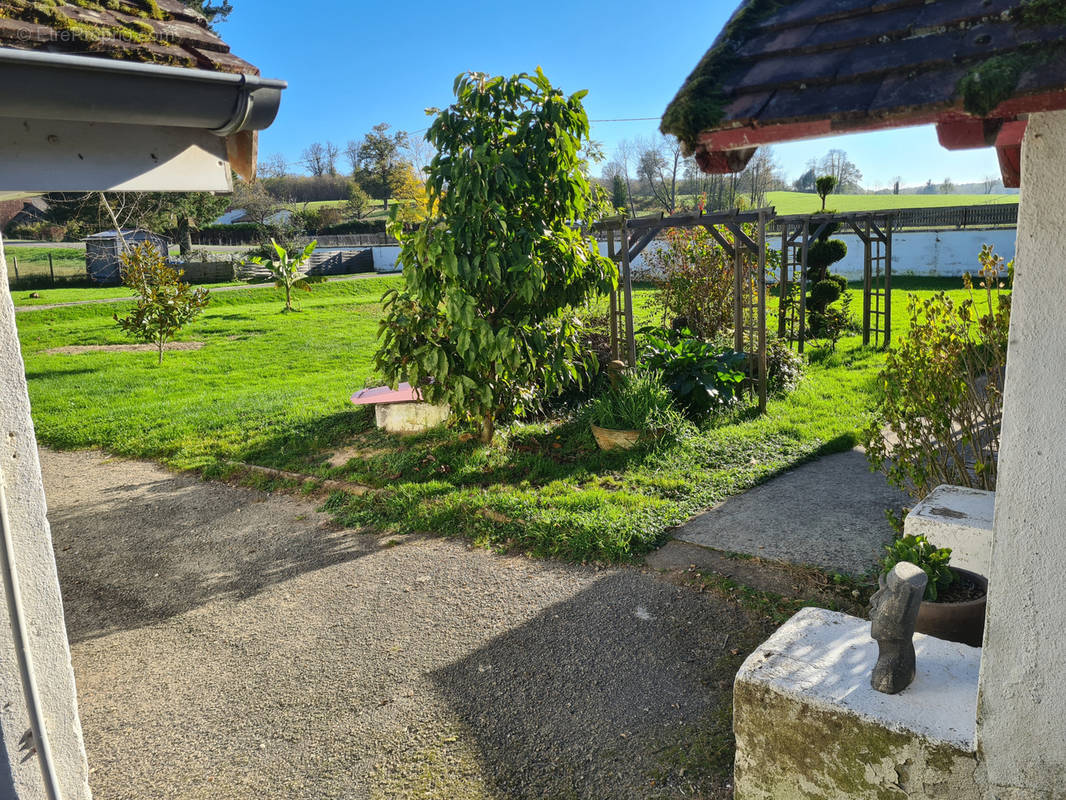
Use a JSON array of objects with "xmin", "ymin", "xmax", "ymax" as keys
[
  {"xmin": 590, "ymin": 423, "xmax": 640, "ymax": 451},
  {"xmin": 878, "ymin": 567, "xmax": 987, "ymax": 648},
  {"xmin": 916, "ymin": 567, "xmax": 987, "ymax": 648}
]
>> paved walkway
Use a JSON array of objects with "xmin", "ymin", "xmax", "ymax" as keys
[
  {"xmin": 672, "ymin": 449, "xmax": 910, "ymax": 576},
  {"xmin": 43, "ymin": 449, "xmax": 750, "ymax": 800}
]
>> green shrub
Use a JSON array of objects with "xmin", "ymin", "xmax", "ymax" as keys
[
  {"xmin": 881, "ymin": 534, "xmax": 954, "ymax": 602},
  {"xmin": 587, "ymin": 369, "xmax": 684, "ymax": 438},
  {"xmin": 639, "ymin": 326, "xmax": 747, "ymax": 418},
  {"xmin": 641, "ymin": 227, "xmax": 737, "ymax": 341},
  {"xmin": 807, "ymin": 239, "xmax": 847, "ymax": 281},
  {"xmin": 765, "ymin": 337, "xmax": 805, "ymax": 395},
  {"xmin": 810, "ymin": 279, "xmax": 841, "ymax": 309},
  {"xmin": 864, "ymin": 244, "xmax": 1010, "ymax": 498},
  {"xmin": 826, "ymin": 273, "xmax": 848, "ymax": 293}
]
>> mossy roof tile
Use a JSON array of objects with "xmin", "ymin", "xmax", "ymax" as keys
[
  {"xmin": 0, "ymin": 1, "xmax": 258, "ymax": 74},
  {"xmin": 663, "ymin": 0, "xmax": 1066, "ymax": 163}
]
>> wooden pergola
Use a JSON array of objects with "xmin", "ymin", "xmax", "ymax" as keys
[
  {"xmin": 774, "ymin": 211, "xmax": 894, "ymax": 352},
  {"xmin": 594, "ymin": 208, "xmax": 773, "ymax": 412}
]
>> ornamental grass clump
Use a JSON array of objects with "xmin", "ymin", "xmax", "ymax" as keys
[
  {"xmin": 586, "ymin": 369, "xmax": 685, "ymax": 440},
  {"xmin": 864, "ymin": 244, "xmax": 1011, "ymax": 498}
]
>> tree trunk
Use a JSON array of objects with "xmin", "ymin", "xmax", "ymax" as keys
[
  {"xmin": 158, "ymin": 338, "xmax": 165, "ymax": 365},
  {"xmin": 285, "ymin": 283, "xmax": 292, "ymax": 312},
  {"xmin": 479, "ymin": 413, "xmax": 495, "ymax": 444},
  {"xmin": 178, "ymin": 218, "xmax": 193, "ymax": 257}
]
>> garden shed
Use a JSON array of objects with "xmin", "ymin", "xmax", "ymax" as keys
[
  {"xmin": 663, "ymin": 0, "xmax": 1066, "ymax": 797},
  {"xmin": 0, "ymin": 2, "xmax": 286, "ymax": 798},
  {"xmin": 84, "ymin": 229, "xmax": 170, "ymax": 286}
]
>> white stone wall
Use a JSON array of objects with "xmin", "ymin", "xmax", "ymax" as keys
[
  {"xmin": 0, "ymin": 234, "xmax": 92, "ymax": 799},
  {"xmin": 977, "ymin": 110, "xmax": 1066, "ymax": 796},
  {"xmin": 605, "ymin": 227, "xmax": 1016, "ymax": 281}
]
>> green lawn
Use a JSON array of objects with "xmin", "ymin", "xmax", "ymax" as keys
[
  {"xmin": 16, "ymin": 275, "xmax": 973, "ymax": 567},
  {"xmin": 764, "ymin": 191, "xmax": 1017, "ymax": 215},
  {"xmin": 4, "ymin": 246, "xmax": 87, "ymax": 282}
]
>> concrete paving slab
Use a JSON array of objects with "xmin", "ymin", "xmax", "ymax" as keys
[{"xmin": 673, "ymin": 450, "xmax": 910, "ymax": 576}]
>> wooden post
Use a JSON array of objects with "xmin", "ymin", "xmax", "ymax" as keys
[
  {"xmin": 607, "ymin": 227, "xmax": 619, "ymax": 361},
  {"xmin": 734, "ymin": 230, "xmax": 744, "ymax": 353},
  {"xmin": 48, "ymin": 252, "xmax": 55, "ymax": 287},
  {"xmin": 620, "ymin": 226, "xmax": 637, "ymax": 366},
  {"xmin": 798, "ymin": 220, "xmax": 808, "ymax": 354},
  {"xmin": 11, "ymin": 256, "xmax": 17, "ymax": 281},
  {"xmin": 883, "ymin": 220, "xmax": 893, "ymax": 348},
  {"xmin": 778, "ymin": 223, "xmax": 789, "ymax": 339},
  {"xmin": 863, "ymin": 219, "xmax": 872, "ymax": 346},
  {"xmin": 758, "ymin": 210, "xmax": 768, "ymax": 414}
]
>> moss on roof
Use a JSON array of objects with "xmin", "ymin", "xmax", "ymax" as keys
[
  {"xmin": 660, "ymin": 0, "xmax": 791, "ymax": 152},
  {"xmin": 0, "ymin": 1, "xmax": 256, "ymax": 72}
]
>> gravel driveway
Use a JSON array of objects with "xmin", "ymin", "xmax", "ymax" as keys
[{"xmin": 42, "ymin": 449, "xmax": 761, "ymax": 799}]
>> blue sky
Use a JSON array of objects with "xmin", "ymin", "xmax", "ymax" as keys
[{"xmin": 221, "ymin": 0, "xmax": 1003, "ymax": 189}]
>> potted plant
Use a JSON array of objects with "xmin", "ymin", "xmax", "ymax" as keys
[
  {"xmin": 587, "ymin": 369, "xmax": 682, "ymax": 451},
  {"xmin": 879, "ymin": 534, "xmax": 987, "ymax": 647}
]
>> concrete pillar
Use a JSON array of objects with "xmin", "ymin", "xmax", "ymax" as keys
[
  {"xmin": 977, "ymin": 110, "xmax": 1066, "ymax": 796},
  {"xmin": 0, "ymin": 234, "xmax": 92, "ymax": 799}
]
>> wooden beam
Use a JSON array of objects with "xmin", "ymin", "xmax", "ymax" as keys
[
  {"xmin": 724, "ymin": 222, "xmax": 759, "ymax": 253},
  {"xmin": 936, "ymin": 118, "xmax": 1004, "ymax": 150}
]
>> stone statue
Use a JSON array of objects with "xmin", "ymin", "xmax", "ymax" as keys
[{"xmin": 869, "ymin": 562, "xmax": 928, "ymax": 694}]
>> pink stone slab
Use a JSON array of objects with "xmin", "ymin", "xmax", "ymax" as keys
[{"xmin": 350, "ymin": 383, "xmax": 421, "ymax": 406}]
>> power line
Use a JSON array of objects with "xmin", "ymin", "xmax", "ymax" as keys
[{"xmin": 590, "ymin": 116, "xmax": 662, "ymax": 123}]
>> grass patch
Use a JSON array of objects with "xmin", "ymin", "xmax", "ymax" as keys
[{"xmin": 17, "ymin": 275, "xmax": 973, "ymax": 563}]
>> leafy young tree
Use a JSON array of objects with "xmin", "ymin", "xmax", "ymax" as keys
[
  {"xmin": 345, "ymin": 181, "xmax": 372, "ymax": 220},
  {"xmin": 243, "ymin": 239, "xmax": 324, "ymax": 312},
  {"xmin": 349, "ymin": 123, "xmax": 410, "ymax": 210},
  {"xmin": 114, "ymin": 243, "xmax": 210, "ymax": 364},
  {"xmin": 375, "ymin": 70, "xmax": 616, "ymax": 443},
  {"xmin": 815, "ymin": 174, "xmax": 838, "ymax": 211}
]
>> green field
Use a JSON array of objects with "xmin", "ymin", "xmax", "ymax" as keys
[
  {"xmin": 764, "ymin": 191, "xmax": 1017, "ymax": 215},
  {"xmin": 14, "ymin": 274, "xmax": 975, "ymax": 565}
]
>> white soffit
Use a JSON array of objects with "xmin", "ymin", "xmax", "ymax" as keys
[{"xmin": 0, "ymin": 118, "xmax": 233, "ymax": 195}]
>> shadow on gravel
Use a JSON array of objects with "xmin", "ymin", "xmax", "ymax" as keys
[
  {"xmin": 48, "ymin": 470, "xmax": 383, "ymax": 644},
  {"xmin": 431, "ymin": 570, "xmax": 756, "ymax": 800}
]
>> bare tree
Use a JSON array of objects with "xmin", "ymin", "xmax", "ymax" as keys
[
  {"xmin": 322, "ymin": 142, "xmax": 340, "ymax": 176},
  {"xmin": 739, "ymin": 146, "xmax": 780, "ymax": 207},
  {"xmin": 892, "ymin": 175, "xmax": 902, "ymax": 195},
  {"xmin": 403, "ymin": 133, "xmax": 436, "ymax": 181},
  {"xmin": 637, "ymin": 135, "xmax": 683, "ymax": 214},
  {"xmin": 820, "ymin": 149, "xmax": 863, "ymax": 192},
  {"xmin": 301, "ymin": 143, "xmax": 328, "ymax": 177},
  {"xmin": 941, "ymin": 177, "xmax": 955, "ymax": 194},
  {"xmin": 257, "ymin": 152, "xmax": 288, "ymax": 180},
  {"xmin": 983, "ymin": 175, "xmax": 998, "ymax": 194}
]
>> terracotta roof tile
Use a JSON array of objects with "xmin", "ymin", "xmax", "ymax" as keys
[
  {"xmin": 662, "ymin": 0, "xmax": 1066, "ymax": 156},
  {"xmin": 0, "ymin": 1, "xmax": 259, "ymax": 75}
]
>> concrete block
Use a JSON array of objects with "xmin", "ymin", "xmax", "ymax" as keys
[
  {"xmin": 734, "ymin": 607, "xmax": 980, "ymax": 800},
  {"xmin": 905, "ymin": 485, "xmax": 994, "ymax": 577},
  {"xmin": 374, "ymin": 401, "xmax": 450, "ymax": 436}
]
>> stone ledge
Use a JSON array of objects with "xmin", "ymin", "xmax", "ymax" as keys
[
  {"xmin": 905, "ymin": 484, "xmax": 994, "ymax": 577},
  {"xmin": 734, "ymin": 607, "xmax": 980, "ymax": 799}
]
